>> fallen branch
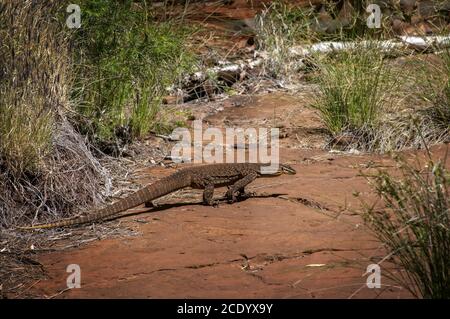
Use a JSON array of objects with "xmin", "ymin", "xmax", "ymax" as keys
[
  {"xmin": 170, "ymin": 35, "xmax": 450, "ymax": 101},
  {"xmin": 289, "ymin": 36, "xmax": 450, "ymax": 56}
]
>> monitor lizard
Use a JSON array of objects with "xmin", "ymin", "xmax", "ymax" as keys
[{"xmin": 18, "ymin": 163, "xmax": 296, "ymax": 229}]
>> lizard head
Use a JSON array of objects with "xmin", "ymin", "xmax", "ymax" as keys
[
  {"xmin": 259, "ymin": 163, "xmax": 296, "ymax": 176},
  {"xmin": 280, "ymin": 163, "xmax": 296, "ymax": 175}
]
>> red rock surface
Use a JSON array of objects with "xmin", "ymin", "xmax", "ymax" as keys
[
  {"xmin": 30, "ymin": 93, "xmax": 448, "ymax": 298},
  {"xmin": 23, "ymin": 1, "xmax": 450, "ymax": 299}
]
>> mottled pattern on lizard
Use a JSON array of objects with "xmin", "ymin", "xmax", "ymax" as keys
[{"xmin": 18, "ymin": 163, "xmax": 296, "ymax": 229}]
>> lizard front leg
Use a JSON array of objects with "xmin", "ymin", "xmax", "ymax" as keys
[
  {"xmin": 225, "ymin": 172, "xmax": 257, "ymax": 203},
  {"xmin": 203, "ymin": 183, "xmax": 218, "ymax": 206}
]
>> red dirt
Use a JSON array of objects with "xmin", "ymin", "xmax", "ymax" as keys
[
  {"xmin": 29, "ymin": 93, "xmax": 448, "ymax": 299},
  {"xmin": 23, "ymin": 1, "xmax": 450, "ymax": 298}
]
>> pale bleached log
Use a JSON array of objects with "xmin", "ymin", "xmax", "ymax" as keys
[
  {"xmin": 289, "ymin": 36, "xmax": 450, "ymax": 56},
  {"xmin": 168, "ymin": 36, "xmax": 450, "ymax": 98}
]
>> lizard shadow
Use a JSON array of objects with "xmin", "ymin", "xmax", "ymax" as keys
[{"xmin": 117, "ymin": 192, "xmax": 288, "ymax": 220}]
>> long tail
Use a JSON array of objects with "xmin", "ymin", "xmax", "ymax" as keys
[{"xmin": 18, "ymin": 172, "xmax": 190, "ymax": 230}]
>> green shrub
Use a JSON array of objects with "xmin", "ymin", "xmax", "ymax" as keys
[{"xmin": 72, "ymin": 0, "xmax": 195, "ymax": 142}]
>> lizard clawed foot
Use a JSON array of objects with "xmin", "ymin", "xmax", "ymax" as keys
[
  {"xmin": 226, "ymin": 189, "xmax": 255, "ymax": 203},
  {"xmin": 203, "ymin": 198, "xmax": 219, "ymax": 207},
  {"xmin": 225, "ymin": 189, "xmax": 238, "ymax": 204},
  {"xmin": 145, "ymin": 201, "xmax": 158, "ymax": 208},
  {"xmin": 227, "ymin": 197, "xmax": 237, "ymax": 204},
  {"xmin": 238, "ymin": 191, "xmax": 256, "ymax": 199}
]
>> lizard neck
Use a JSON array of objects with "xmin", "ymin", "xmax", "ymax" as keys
[{"xmin": 256, "ymin": 162, "xmax": 281, "ymax": 176}]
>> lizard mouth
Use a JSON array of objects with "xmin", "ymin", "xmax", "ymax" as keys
[
  {"xmin": 271, "ymin": 171, "xmax": 283, "ymax": 176},
  {"xmin": 281, "ymin": 164, "xmax": 296, "ymax": 175},
  {"xmin": 259, "ymin": 171, "xmax": 282, "ymax": 177}
]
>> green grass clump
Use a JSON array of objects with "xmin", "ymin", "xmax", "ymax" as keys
[
  {"xmin": 361, "ymin": 152, "xmax": 450, "ymax": 298},
  {"xmin": 312, "ymin": 45, "xmax": 449, "ymax": 152},
  {"xmin": 312, "ymin": 43, "xmax": 395, "ymax": 136},
  {"xmin": 72, "ymin": 0, "xmax": 196, "ymax": 143}
]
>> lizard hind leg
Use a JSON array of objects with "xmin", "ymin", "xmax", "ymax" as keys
[
  {"xmin": 228, "ymin": 185, "xmax": 252, "ymax": 198},
  {"xmin": 225, "ymin": 172, "xmax": 257, "ymax": 203}
]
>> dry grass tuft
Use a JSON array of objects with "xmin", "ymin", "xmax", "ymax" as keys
[
  {"xmin": 0, "ymin": 1, "xmax": 114, "ymax": 297},
  {"xmin": 360, "ymin": 149, "xmax": 450, "ymax": 298},
  {"xmin": 0, "ymin": 1, "xmax": 109, "ymax": 229}
]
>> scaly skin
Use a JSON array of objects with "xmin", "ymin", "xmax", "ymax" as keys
[{"xmin": 18, "ymin": 163, "xmax": 296, "ymax": 230}]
